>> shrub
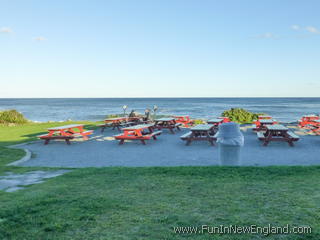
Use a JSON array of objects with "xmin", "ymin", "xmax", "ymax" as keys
[
  {"xmin": 222, "ymin": 108, "xmax": 262, "ymax": 124},
  {"xmin": 0, "ymin": 110, "xmax": 28, "ymax": 124},
  {"xmin": 193, "ymin": 119, "xmax": 205, "ymax": 125}
]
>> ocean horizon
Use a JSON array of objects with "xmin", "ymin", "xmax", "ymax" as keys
[{"xmin": 1, "ymin": 97, "xmax": 319, "ymax": 123}]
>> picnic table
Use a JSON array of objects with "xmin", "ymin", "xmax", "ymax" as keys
[
  {"xmin": 258, "ymin": 115, "xmax": 272, "ymax": 120},
  {"xmin": 38, "ymin": 124, "xmax": 93, "ymax": 145},
  {"xmin": 307, "ymin": 120, "xmax": 320, "ymax": 134},
  {"xmin": 298, "ymin": 115, "xmax": 320, "ymax": 128},
  {"xmin": 218, "ymin": 117, "xmax": 230, "ymax": 123},
  {"xmin": 207, "ymin": 118, "xmax": 224, "ymax": 127},
  {"xmin": 114, "ymin": 124, "xmax": 162, "ymax": 145},
  {"xmin": 99, "ymin": 117, "xmax": 133, "ymax": 132},
  {"xmin": 253, "ymin": 119, "xmax": 277, "ymax": 131},
  {"xmin": 173, "ymin": 115, "xmax": 194, "ymax": 127},
  {"xmin": 256, "ymin": 124, "xmax": 299, "ymax": 146},
  {"xmin": 180, "ymin": 124, "xmax": 217, "ymax": 146},
  {"xmin": 154, "ymin": 118, "xmax": 182, "ymax": 134}
]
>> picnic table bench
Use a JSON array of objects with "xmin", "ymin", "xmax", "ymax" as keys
[
  {"xmin": 154, "ymin": 118, "xmax": 182, "ymax": 134},
  {"xmin": 114, "ymin": 124, "xmax": 162, "ymax": 145},
  {"xmin": 257, "ymin": 124, "xmax": 299, "ymax": 146},
  {"xmin": 180, "ymin": 124, "xmax": 217, "ymax": 146},
  {"xmin": 38, "ymin": 124, "xmax": 93, "ymax": 145}
]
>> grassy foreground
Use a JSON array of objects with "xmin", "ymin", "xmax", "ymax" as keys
[{"xmin": 0, "ymin": 123, "xmax": 319, "ymax": 239}]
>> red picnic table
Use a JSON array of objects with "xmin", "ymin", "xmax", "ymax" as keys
[
  {"xmin": 307, "ymin": 119, "xmax": 320, "ymax": 135},
  {"xmin": 38, "ymin": 124, "xmax": 93, "ymax": 145},
  {"xmin": 256, "ymin": 124, "xmax": 299, "ymax": 146},
  {"xmin": 298, "ymin": 115, "xmax": 320, "ymax": 128},
  {"xmin": 114, "ymin": 124, "xmax": 162, "ymax": 145},
  {"xmin": 258, "ymin": 115, "xmax": 272, "ymax": 120},
  {"xmin": 173, "ymin": 115, "xmax": 194, "ymax": 127},
  {"xmin": 154, "ymin": 118, "xmax": 182, "ymax": 134},
  {"xmin": 218, "ymin": 117, "xmax": 230, "ymax": 123}
]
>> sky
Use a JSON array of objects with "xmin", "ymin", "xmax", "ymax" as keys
[{"xmin": 0, "ymin": 0, "xmax": 320, "ymax": 98}]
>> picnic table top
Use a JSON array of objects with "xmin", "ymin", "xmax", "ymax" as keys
[
  {"xmin": 155, "ymin": 118, "xmax": 175, "ymax": 121},
  {"xmin": 47, "ymin": 124, "xmax": 84, "ymax": 131},
  {"xmin": 259, "ymin": 119, "xmax": 275, "ymax": 124},
  {"xmin": 104, "ymin": 117, "xmax": 127, "ymax": 121},
  {"xmin": 266, "ymin": 124, "xmax": 288, "ymax": 131},
  {"xmin": 191, "ymin": 124, "xmax": 214, "ymax": 131},
  {"xmin": 122, "ymin": 124, "xmax": 155, "ymax": 131},
  {"xmin": 207, "ymin": 118, "xmax": 223, "ymax": 123}
]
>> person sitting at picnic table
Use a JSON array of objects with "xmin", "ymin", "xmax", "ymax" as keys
[
  {"xmin": 143, "ymin": 108, "xmax": 151, "ymax": 122},
  {"xmin": 128, "ymin": 110, "xmax": 137, "ymax": 117}
]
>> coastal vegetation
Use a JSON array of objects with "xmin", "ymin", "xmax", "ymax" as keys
[
  {"xmin": 0, "ymin": 110, "xmax": 28, "ymax": 125},
  {"xmin": 222, "ymin": 108, "xmax": 261, "ymax": 124}
]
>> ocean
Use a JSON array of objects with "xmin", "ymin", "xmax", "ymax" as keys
[{"xmin": 0, "ymin": 98, "xmax": 319, "ymax": 123}]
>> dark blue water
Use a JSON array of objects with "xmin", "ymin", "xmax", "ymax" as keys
[{"xmin": 0, "ymin": 98, "xmax": 319, "ymax": 122}]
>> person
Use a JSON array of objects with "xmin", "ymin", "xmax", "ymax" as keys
[
  {"xmin": 128, "ymin": 110, "xmax": 136, "ymax": 117},
  {"xmin": 143, "ymin": 108, "xmax": 151, "ymax": 121}
]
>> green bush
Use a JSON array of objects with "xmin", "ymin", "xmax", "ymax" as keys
[
  {"xmin": 222, "ymin": 108, "xmax": 262, "ymax": 124},
  {"xmin": 0, "ymin": 110, "xmax": 28, "ymax": 124},
  {"xmin": 193, "ymin": 119, "xmax": 205, "ymax": 125}
]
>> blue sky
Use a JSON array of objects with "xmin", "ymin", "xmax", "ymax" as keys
[{"xmin": 1, "ymin": 0, "xmax": 319, "ymax": 97}]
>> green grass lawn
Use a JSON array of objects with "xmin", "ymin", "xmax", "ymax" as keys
[{"xmin": 0, "ymin": 123, "xmax": 319, "ymax": 239}]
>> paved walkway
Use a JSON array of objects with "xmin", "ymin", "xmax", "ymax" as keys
[
  {"xmin": 0, "ymin": 170, "xmax": 70, "ymax": 192},
  {"xmin": 15, "ymin": 126, "xmax": 320, "ymax": 168}
]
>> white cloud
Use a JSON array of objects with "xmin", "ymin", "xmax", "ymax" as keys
[
  {"xmin": 0, "ymin": 27, "xmax": 13, "ymax": 33},
  {"xmin": 34, "ymin": 36, "xmax": 47, "ymax": 41},
  {"xmin": 257, "ymin": 32, "xmax": 278, "ymax": 39},
  {"xmin": 291, "ymin": 25, "xmax": 300, "ymax": 30},
  {"xmin": 306, "ymin": 26, "xmax": 320, "ymax": 34}
]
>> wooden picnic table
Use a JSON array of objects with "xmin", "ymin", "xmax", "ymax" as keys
[
  {"xmin": 154, "ymin": 118, "xmax": 182, "ymax": 134},
  {"xmin": 180, "ymin": 124, "xmax": 217, "ymax": 146},
  {"xmin": 39, "ymin": 124, "xmax": 93, "ymax": 145},
  {"xmin": 253, "ymin": 119, "xmax": 277, "ymax": 131},
  {"xmin": 114, "ymin": 123, "xmax": 162, "ymax": 145},
  {"xmin": 257, "ymin": 124, "xmax": 299, "ymax": 146},
  {"xmin": 207, "ymin": 118, "xmax": 224, "ymax": 127},
  {"xmin": 100, "ymin": 117, "xmax": 129, "ymax": 132}
]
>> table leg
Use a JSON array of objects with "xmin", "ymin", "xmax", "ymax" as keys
[{"xmin": 65, "ymin": 139, "xmax": 71, "ymax": 145}]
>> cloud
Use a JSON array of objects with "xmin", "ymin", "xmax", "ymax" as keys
[
  {"xmin": 257, "ymin": 32, "xmax": 278, "ymax": 39},
  {"xmin": 291, "ymin": 25, "xmax": 300, "ymax": 30},
  {"xmin": 0, "ymin": 27, "xmax": 13, "ymax": 34},
  {"xmin": 306, "ymin": 26, "xmax": 320, "ymax": 34},
  {"xmin": 34, "ymin": 36, "xmax": 47, "ymax": 41}
]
